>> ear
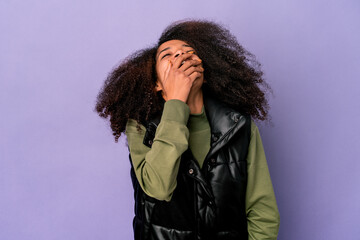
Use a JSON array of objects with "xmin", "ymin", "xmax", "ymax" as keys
[{"xmin": 155, "ymin": 81, "xmax": 163, "ymax": 92}]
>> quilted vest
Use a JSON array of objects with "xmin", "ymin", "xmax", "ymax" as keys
[{"xmin": 129, "ymin": 97, "xmax": 251, "ymax": 240}]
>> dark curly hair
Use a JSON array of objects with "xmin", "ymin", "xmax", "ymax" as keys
[{"xmin": 95, "ymin": 20, "xmax": 270, "ymax": 142}]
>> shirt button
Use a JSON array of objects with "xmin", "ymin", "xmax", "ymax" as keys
[
  {"xmin": 210, "ymin": 158, "xmax": 216, "ymax": 164},
  {"xmin": 148, "ymin": 140, "xmax": 153, "ymax": 145},
  {"xmin": 213, "ymin": 136, "xmax": 218, "ymax": 142},
  {"xmin": 188, "ymin": 168, "xmax": 194, "ymax": 175}
]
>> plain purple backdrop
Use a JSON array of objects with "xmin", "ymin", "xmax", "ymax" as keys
[{"xmin": 1, "ymin": 0, "xmax": 359, "ymax": 239}]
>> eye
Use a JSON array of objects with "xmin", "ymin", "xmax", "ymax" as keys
[
  {"xmin": 187, "ymin": 50, "xmax": 196, "ymax": 54},
  {"xmin": 161, "ymin": 53, "xmax": 171, "ymax": 60}
]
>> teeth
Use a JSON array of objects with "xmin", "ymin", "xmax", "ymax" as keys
[{"xmin": 180, "ymin": 60, "xmax": 186, "ymax": 66}]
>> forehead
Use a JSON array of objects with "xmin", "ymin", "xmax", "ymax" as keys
[{"xmin": 157, "ymin": 39, "xmax": 191, "ymax": 53}]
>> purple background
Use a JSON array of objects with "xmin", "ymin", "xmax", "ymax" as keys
[{"xmin": 1, "ymin": 0, "xmax": 359, "ymax": 239}]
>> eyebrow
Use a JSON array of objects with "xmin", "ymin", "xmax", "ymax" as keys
[{"xmin": 156, "ymin": 44, "xmax": 192, "ymax": 60}]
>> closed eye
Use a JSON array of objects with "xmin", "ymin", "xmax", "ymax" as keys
[
  {"xmin": 161, "ymin": 53, "xmax": 171, "ymax": 60},
  {"xmin": 160, "ymin": 50, "xmax": 196, "ymax": 60}
]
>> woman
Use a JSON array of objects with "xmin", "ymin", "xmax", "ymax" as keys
[{"xmin": 96, "ymin": 20, "xmax": 280, "ymax": 240}]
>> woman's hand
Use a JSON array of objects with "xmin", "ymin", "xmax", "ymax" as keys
[{"xmin": 158, "ymin": 53, "xmax": 203, "ymax": 102}]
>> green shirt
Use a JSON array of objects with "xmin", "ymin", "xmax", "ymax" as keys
[{"xmin": 125, "ymin": 99, "xmax": 280, "ymax": 240}]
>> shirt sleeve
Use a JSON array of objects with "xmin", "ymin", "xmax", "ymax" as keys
[
  {"xmin": 125, "ymin": 99, "xmax": 190, "ymax": 202},
  {"xmin": 246, "ymin": 121, "xmax": 280, "ymax": 240}
]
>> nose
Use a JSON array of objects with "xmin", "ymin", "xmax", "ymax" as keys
[{"xmin": 174, "ymin": 49, "xmax": 185, "ymax": 59}]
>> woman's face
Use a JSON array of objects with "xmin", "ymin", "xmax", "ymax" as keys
[{"xmin": 155, "ymin": 39, "xmax": 204, "ymax": 92}]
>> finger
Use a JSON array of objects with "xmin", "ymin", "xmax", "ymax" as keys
[
  {"xmin": 162, "ymin": 60, "xmax": 172, "ymax": 84},
  {"xmin": 173, "ymin": 53, "xmax": 194, "ymax": 69},
  {"xmin": 179, "ymin": 59, "xmax": 202, "ymax": 71},
  {"xmin": 188, "ymin": 71, "xmax": 203, "ymax": 83},
  {"xmin": 184, "ymin": 66, "xmax": 204, "ymax": 76}
]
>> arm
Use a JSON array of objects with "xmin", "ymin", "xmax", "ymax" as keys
[
  {"xmin": 246, "ymin": 121, "xmax": 280, "ymax": 240},
  {"xmin": 125, "ymin": 99, "xmax": 190, "ymax": 202}
]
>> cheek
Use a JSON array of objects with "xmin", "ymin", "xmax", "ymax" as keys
[{"xmin": 156, "ymin": 63, "xmax": 166, "ymax": 81}]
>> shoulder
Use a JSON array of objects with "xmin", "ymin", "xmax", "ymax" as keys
[{"xmin": 250, "ymin": 120, "xmax": 258, "ymax": 135}]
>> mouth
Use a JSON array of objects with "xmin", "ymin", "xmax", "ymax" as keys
[{"xmin": 180, "ymin": 60, "xmax": 186, "ymax": 67}]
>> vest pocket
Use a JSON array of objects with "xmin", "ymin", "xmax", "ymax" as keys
[
  {"xmin": 150, "ymin": 224, "xmax": 194, "ymax": 240},
  {"xmin": 217, "ymin": 230, "xmax": 246, "ymax": 240}
]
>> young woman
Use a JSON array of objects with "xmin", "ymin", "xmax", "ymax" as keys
[{"xmin": 96, "ymin": 20, "xmax": 280, "ymax": 240}]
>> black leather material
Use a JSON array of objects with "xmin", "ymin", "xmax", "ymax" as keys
[
  {"xmin": 143, "ymin": 115, "xmax": 161, "ymax": 148},
  {"xmin": 130, "ymin": 96, "xmax": 251, "ymax": 240}
]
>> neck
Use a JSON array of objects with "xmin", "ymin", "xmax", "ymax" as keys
[{"xmin": 187, "ymin": 90, "xmax": 204, "ymax": 114}]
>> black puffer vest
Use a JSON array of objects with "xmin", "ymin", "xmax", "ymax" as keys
[{"xmin": 129, "ymin": 97, "xmax": 251, "ymax": 240}]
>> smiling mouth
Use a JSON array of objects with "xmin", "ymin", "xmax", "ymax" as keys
[{"xmin": 180, "ymin": 60, "xmax": 186, "ymax": 67}]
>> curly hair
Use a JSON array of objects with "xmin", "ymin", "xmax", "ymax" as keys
[{"xmin": 95, "ymin": 20, "xmax": 270, "ymax": 142}]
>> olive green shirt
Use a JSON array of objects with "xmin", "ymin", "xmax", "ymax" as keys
[{"xmin": 125, "ymin": 99, "xmax": 280, "ymax": 240}]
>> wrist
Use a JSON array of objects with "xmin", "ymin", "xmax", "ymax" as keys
[
  {"xmin": 162, "ymin": 100, "xmax": 190, "ymax": 124},
  {"xmin": 165, "ymin": 92, "xmax": 189, "ymax": 103}
]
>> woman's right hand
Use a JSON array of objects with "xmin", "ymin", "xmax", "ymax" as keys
[{"xmin": 157, "ymin": 53, "xmax": 204, "ymax": 102}]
